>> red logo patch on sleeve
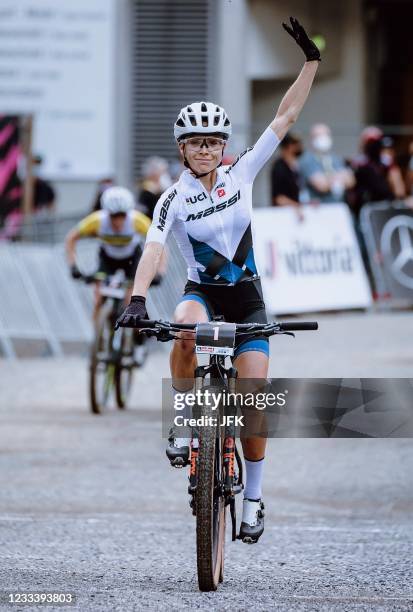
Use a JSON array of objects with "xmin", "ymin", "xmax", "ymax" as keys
[{"xmin": 217, "ymin": 188, "xmax": 226, "ymax": 198}]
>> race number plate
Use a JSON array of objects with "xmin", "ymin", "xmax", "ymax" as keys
[{"xmin": 195, "ymin": 322, "xmax": 236, "ymax": 356}]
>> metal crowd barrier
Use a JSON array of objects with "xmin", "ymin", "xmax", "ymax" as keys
[{"xmin": 0, "ymin": 234, "xmax": 186, "ymax": 359}]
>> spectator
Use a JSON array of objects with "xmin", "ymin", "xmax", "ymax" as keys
[
  {"xmin": 91, "ymin": 177, "xmax": 115, "ymax": 212},
  {"xmin": 351, "ymin": 127, "xmax": 395, "ymax": 217},
  {"xmin": 270, "ymin": 133, "xmax": 304, "ymax": 219},
  {"xmin": 137, "ymin": 156, "xmax": 172, "ymax": 219},
  {"xmin": 380, "ymin": 136, "xmax": 405, "ymax": 199},
  {"xmin": 300, "ymin": 123, "xmax": 355, "ymax": 203}
]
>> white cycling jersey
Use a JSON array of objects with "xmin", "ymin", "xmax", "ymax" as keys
[{"xmin": 146, "ymin": 126, "xmax": 280, "ymax": 285}]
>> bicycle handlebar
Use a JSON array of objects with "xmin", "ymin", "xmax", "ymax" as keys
[
  {"xmin": 76, "ymin": 271, "xmax": 160, "ymax": 287},
  {"xmin": 133, "ymin": 320, "xmax": 318, "ymax": 332},
  {"xmin": 276, "ymin": 321, "xmax": 318, "ymax": 331},
  {"xmin": 76, "ymin": 272, "xmax": 132, "ymax": 286}
]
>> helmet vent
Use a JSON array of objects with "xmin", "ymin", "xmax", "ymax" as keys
[{"xmin": 173, "ymin": 102, "xmax": 232, "ymax": 141}]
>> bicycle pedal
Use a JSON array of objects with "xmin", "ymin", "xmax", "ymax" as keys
[{"xmin": 237, "ymin": 534, "xmax": 258, "ymax": 545}]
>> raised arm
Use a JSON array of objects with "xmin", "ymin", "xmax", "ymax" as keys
[
  {"xmin": 271, "ymin": 62, "xmax": 318, "ymax": 141},
  {"xmin": 271, "ymin": 17, "xmax": 320, "ymax": 141}
]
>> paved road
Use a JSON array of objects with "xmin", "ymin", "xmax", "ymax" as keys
[{"xmin": 1, "ymin": 312, "xmax": 413, "ymax": 611}]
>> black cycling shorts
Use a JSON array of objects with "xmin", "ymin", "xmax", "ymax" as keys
[
  {"xmin": 98, "ymin": 245, "xmax": 142, "ymax": 280},
  {"xmin": 180, "ymin": 278, "xmax": 269, "ymax": 358}
]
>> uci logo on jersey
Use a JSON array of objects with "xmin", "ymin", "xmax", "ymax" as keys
[
  {"xmin": 185, "ymin": 190, "xmax": 241, "ymax": 222},
  {"xmin": 157, "ymin": 189, "xmax": 177, "ymax": 231},
  {"xmin": 186, "ymin": 192, "xmax": 207, "ymax": 204}
]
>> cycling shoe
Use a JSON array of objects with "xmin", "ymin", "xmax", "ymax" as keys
[
  {"xmin": 166, "ymin": 428, "xmax": 190, "ymax": 468},
  {"xmin": 238, "ymin": 498, "xmax": 265, "ymax": 544}
]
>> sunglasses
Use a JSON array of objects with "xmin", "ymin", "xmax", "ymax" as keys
[{"xmin": 182, "ymin": 136, "xmax": 226, "ymax": 151}]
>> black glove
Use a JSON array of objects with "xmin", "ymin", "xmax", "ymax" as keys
[
  {"xmin": 70, "ymin": 263, "xmax": 82, "ymax": 280},
  {"xmin": 115, "ymin": 295, "xmax": 148, "ymax": 329},
  {"xmin": 282, "ymin": 17, "xmax": 321, "ymax": 62}
]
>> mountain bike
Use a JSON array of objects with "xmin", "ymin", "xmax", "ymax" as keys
[
  {"xmin": 127, "ymin": 317, "xmax": 318, "ymax": 591},
  {"xmin": 78, "ymin": 270, "xmax": 147, "ymax": 414}
]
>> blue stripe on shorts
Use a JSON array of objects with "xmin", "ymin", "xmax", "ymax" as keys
[
  {"xmin": 180, "ymin": 294, "xmax": 212, "ymax": 319},
  {"xmin": 234, "ymin": 338, "xmax": 269, "ymax": 358}
]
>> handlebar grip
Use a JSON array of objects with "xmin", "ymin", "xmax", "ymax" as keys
[
  {"xmin": 278, "ymin": 321, "xmax": 318, "ymax": 331},
  {"xmin": 133, "ymin": 319, "xmax": 158, "ymax": 328},
  {"xmin": 133, "ymin": 320, "xmax": 196, "ymax": 329}
]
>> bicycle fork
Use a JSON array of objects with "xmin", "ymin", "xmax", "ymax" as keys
[{"xmin": 223, "ymin": 368, "xmax": 244, "ymax": 541}]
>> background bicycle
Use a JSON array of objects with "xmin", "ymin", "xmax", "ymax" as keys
[{"xmin": 76, "ymin": 270, "xmax": 147, "ymax": 414}]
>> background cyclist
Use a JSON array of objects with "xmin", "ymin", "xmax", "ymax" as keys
[
  {"xmin": 117, "ymin": 18, "xmax": 320, "ymax": 543},
  {"xmin": 65, "ymin": 186, "xmax": 154, "ymax": 321}
]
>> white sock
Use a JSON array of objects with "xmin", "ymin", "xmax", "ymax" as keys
[
  {"xmin": 243, "ymin": 457, "xmax": 264, "ymax": 500},
  {"xmin": 173, "ymin": 387, "xmax": 193, "ymax": 447}
]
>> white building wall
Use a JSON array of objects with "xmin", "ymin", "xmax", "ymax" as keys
[
  {"xmin": 212, "ymin": 0, "xmax": 251, "ymax": 155},
  {"xmin": 55, "ymin": 0, "xmax": 132, "ymax": 216}
]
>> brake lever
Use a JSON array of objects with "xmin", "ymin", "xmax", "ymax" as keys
[
  {"xmin": 138, "ymin": 326, "xmax": 176, "ymax": 342},
  {"xmin": 263, "ymin": 329, "xmax": 295, "ymax": 338}
]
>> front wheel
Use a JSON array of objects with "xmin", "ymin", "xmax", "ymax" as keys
[
  {"xmin": 89, "ymin": 301, "xmax": 115, "ymax": 415},
  {"xmin": 115, "ymin": 327, "xmax": 135, "ymax": 409},
  {"xmin": 196, "ymin": 388, "xmax": 226, "ymax": 592}
]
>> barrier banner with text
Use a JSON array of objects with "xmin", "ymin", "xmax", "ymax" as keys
[{"xmin": 254, "ymin": 204, "xmax": 372, "ymax": 314}]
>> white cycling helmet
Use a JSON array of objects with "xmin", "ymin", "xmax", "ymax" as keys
[
  {"xmin": 101, "ymin": 186, "xmax": 135, "ymax": 214},
  {"xmin": 174, "ymin": 101, "xmax": 232, "ymax": 142}
]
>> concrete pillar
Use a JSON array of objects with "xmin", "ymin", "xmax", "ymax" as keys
[{"xmin": 211, "ymin": 0, "xmax": 250, "ymax": 154}]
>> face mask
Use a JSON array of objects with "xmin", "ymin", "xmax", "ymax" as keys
[{"xmin": 312, "ymin": 134, "xmax": 332, "ymax": 153}]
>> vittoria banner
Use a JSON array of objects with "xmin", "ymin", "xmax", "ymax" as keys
[{"xmin": 253, "ymin": 204, "xmax": 372, "ymax": 314}]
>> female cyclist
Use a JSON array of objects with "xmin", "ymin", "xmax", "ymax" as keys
[{"xmin": 117, "ymin": 17, "xmax": 321, "ymax": 543}]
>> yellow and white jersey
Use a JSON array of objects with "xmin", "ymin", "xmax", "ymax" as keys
[{"xmin": 77, "ymin": 209, "xmax": 151, "ymax": 259}]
